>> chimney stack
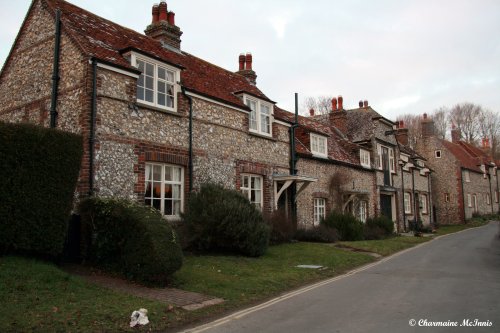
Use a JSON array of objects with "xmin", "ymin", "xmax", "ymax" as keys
[
  {"xmin": 421, "ymin": 113, "xmax": 435, "ymax": 138},
  {"xmin": 338, "ymin": 95, "xmax": 344, "ymax": 110},
  {"xmin": 359, "ymin": 100, "xmax": 363, "ymax": 108},
  {"xmin": 331, "ymin": 97, "xmax": 338, "ymax": 111},
  {"xmin": 236, "ymin": 52, "xmax": 257, "ymax": 85},
  {"xmin": 395, "ymin": 120, "xmax": 409, "ymax": 146},
  {"xmin": 451, "ymin": 123, "xmax": 461, "ymax": 143},
  {"xmin": 309, "ymin": 108, "xmax": 315, "ymax": 116},
  {"xmin": 145, "ymin": 1, "xmax": 183, "ymax": 50},
  {"xmin": 363, "ymin": 100, "xmax": 368, "ymax": 108}
]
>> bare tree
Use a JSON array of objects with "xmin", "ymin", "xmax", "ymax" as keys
[
  {"xmin": 432, "ymin": 107, "xmax": 448, "ymax": 140},
  {"xmin": 478, "ymin": 109, "xmax": 500, "ymax": 158},
  {"xmin": 396, "ymin": 114, "xmax": 421, "ymax": 147},
  {"xmin": 448, "ymin": 102, "xmax": 483, "ymax": 143},
  {"xmin": 301, "ymin": 95, "xmax": 334, "ymax": 115}
]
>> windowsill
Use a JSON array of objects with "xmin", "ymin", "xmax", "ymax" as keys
[
  {"xmin": 361, "ymin": 165, "xmax": 371, "ymax": 169},
  {"xmin": 312, "ymin": 153, "xmax": 328, "ymax": 159},
  {"xmin": 248, "ymin": 131, "xmax": 276, "ymax": 141},
  {"xmin": 137, "ymin": 101, "xmax": 182, "ymax": 117}
]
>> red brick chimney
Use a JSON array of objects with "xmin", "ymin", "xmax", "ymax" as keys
[
  {"xmin": 451, "ymin": 123, "xmax": 461, "ymax": 143},
  {"xmin": 309, "ymin": 108, "xmax": 315, "ymax": 116},
  {"xmin": 421, "ymin": 113, "xmax": 435, "ymax": 138},
  {"xmin": 145, "ymin": 1, "xmax": 183, "ymax": 50},
  {"xmin": 363, "ymin": 100, "xmax": 368, "ymax": 108},
  {"xmin": 395, "ymin": 120, "xmax": 409, "ymax": 146},
  {"xmin": 329, "ymin": 95, "xmax": 347, "ymax": 134},
  {"xmin": 236, "ymin": 52, "xmax": 257, "ymax": 85}
]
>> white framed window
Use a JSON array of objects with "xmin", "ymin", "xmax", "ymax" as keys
[
  {"xmin": 376, "ymin": 144, "xmax": 395, "ymax": 172},
  {"xmin": 420, "ymin": 194, "xmax": 428, "ymax": 214},
  {"xmin": 467, "ymin": 193, "xmax": 472, "ymax": 207},
  {"xmin": 444, "ymin": 193, "xmax": 450, "ymax": 202},
  {"xmin": 404, "ymin": 192, "xmax": 412, "ymax": 214},
  {"xmin": 240, "ymin": 174, "xmax": 263, "ymax": 210},
  {"xmin": 359, "ymin": 200, "xmax": 368, "ymax": 223},
  {"xmin": 310, "ymin": 134, "xmax": 328, "ymax": 157},
  {"xmin": 245, "ymin": 96, "xmax": 273, "ymax": 136},
  {"xmin": 463, "ymin": 170, "xmax": 470, "ymax": 182},
  {"xmin": 313, "ymin": 198, "xmax": 326, "ymax": 226},
  {"xmin": 145, "ymin": 163, "xmax": 184, "ymax": 218},
  {"xmin": 435, "ymin": 150, "xmax": 442, "ymax": 158},
  {"xmin": 486, "ymin": 193, "xmax": 491, "ymax": 205},
  {"xmin": 473, "ymin": 194, "xmax": 478, "ymax": 212},
  {"xmin": 360, "ymin": 149, "xmax": 371, "ymax": 168},
  {"xmin": 131, "ymin": 54, "xmax": 179, "ymax": 111},
  {"xmin": 495, "ymin": 191, "xmax": 499, "ymax": 203}
]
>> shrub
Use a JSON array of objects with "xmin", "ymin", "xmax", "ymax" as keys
[
  {"xmin": 364, "ymin": 216, "xmax": 394, "ymax": 239},
  {"xmin": 0, "ymin": 122, "xmax": 82, "ymax": 257},
  {"xmin": 322, "ymin": 210, "xmax": 364, "ymax": 241},
  {"xmin": 79, "ymin": 198, "xmax": 183, "ymax": 286},
  {"xmin": 183, "ymin": 183, "xmax": 270, "ymax": 257},
  {"xmin": 266, "ymin": 209, "xmax": 296, "ymax": 245},
  {"xmin": 294, "ymin": 225, "xmax": 339, "ymax": 243}
]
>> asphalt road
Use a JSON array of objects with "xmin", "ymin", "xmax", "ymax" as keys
[{"xmin": 182, "ymin": 222, "xmax": 500, "ymax": 333}]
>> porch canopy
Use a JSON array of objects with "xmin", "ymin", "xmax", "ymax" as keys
[{"xmin": 273, "ymin": 174, "xmax": 318, "ymax": 209}]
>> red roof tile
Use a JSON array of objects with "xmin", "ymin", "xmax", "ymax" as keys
[
  {"xmin": 440, "ymin": 140, "xmax": 488, "ymax": 172},
  {"xmin": 44, "ymin": 0, "xmax": 272, "ymax": 109}
]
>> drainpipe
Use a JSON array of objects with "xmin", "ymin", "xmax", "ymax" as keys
[
  {"xmin": 288, "ymin": 93, "xmax": 299, "ymax": 223},
  {"xmin": 427, "ymin": 170, "xmax": 433, "ymax": 228},
  {"xmin": 460, "ymin": 167, "xmax": 466, "ymax": 223},
  {"xmin": 89, "ymin": 58, "xmax": 97, "ymax": 196},
  {"xmin": 400, "ymin": 162, "xmax": 406, "ymax": 231},
  {"xmin": 411, "ymin": 166, "xmax": 417, "ymax": 231},
  {"xmin": 181, "ymin": 86, "xmax": 193, "ymax": 193},
  {"xmin": 488, "ymin": 171, "xmax": 494, "ymax": 214},
  {"xmin": 496, "ymin": 167, "xmax": 499, "ymax": 213},
  {"xmin": 49, "ymin": 9, "xmax": 62, "ymax": 128}
]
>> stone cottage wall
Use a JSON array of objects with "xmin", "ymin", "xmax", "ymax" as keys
[
  {"xmin": 462, "ymin": 169, "xmax": 496, "ymax": 218},
  {"xmin": 296, "ymin": 158, "xmax": 375, "ymax": 228}
]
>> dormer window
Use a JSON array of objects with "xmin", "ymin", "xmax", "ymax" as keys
[
  {"xmin": 360, "ymin": 149, "xmax": 371, "ymax": 168},
  {"xmin": 310, "ymin": 133, "xmax": 327, "ymax": 157},
  {"xmin": 131, "ymin": 53, "xmax": 180, "ymax": 112},
  {"xmin": 244, "ymin": 96, "xmax": 272, "ymax": 136}
]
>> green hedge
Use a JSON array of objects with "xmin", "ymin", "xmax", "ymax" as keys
[
  {"xmin": 364, "ymin": 216, "xmax": 395, "ymax": 240},
  {"xmin": 79, "ymin": 198, "xmax": 183, "ymax": 286},
  {"xmin": 183, "ymin": 183, "xmax": 270, "ymax": 257},
  {"xmin": 0, "ymin": 122, "xmax": 82, "ymax": 257},
  {"xmin": 322, "ymin": 210, "xmax": 364, "ymax": 241}
]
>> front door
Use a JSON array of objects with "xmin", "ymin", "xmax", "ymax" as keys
[
  {"xmin": 380, "ymin": 194, "xmax": 392, "ymax": 220},
  {"xmin": 381, "ymin": 147, "xmax": 391, "ymax": 186}
]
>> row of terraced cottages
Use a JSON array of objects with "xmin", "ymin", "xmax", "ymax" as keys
[{"xmin": 1, "ymin": 0, "xmax": 497, "ymax": 232}]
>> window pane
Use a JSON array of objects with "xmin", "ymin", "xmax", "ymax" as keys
[
  {"xmin": 167, "ymin": 84, "xmax": 174, "ymax": 96},
  {"xmin": 146, "ymin": 76, "xmax": 154, "ymax": 90},
  {"xmin": 172, "ymin": 184, "xmax": 181, "ymax": 199},
  {"xmin": 152, "ymin": 199, "xmax": 161, "ymax": 211},
  {"xmin": 145, "ymin": 198, "xmax": 151, "ymax": 206},
  {"xmin": 158, "ymin": 93, "xmax": 166, "ymax": 106},
  {"xmin": 158, "ymin": 81, "xmax": 166, "ymax": 93},
  {"xmin": 173, "ymin": 200, "xmax": 181, "ymax": 215},
  {"xmin": 164, "ymin": 166, "xmax": 172, "ymax": 181},
  {"xmin": 152, "ymin": 183, "xmax": 161, "ymax": 198},
  {"xmin": 137, "ymin": 87, "xmax": 144, "ymax": 101},
  {"xmin": 137, "ymin": 60, "xmax": 145, "ymax": 72},
  {"xmin": 153, "ymin": 165, "xmax": 162, "ymax": 181},
  {"xmin": 145, "ymin": 181, "xmax": 152, "ymax": 198},
  {"xmin": 164, "ymin": 184, "xmax": 172, "ymax": 199},
  {"xmin": 146, "ymin": 63, "xmax": 154, "ymax": 76},
  {"xmin": 158, "ymin": 67, "xmax": 166, "ymax": 80},
  {"xmin": 167, "ymin": 96, "xmax": 174, "ymax": 108},
  {"xmin": 173, "ymin": 167, "xmax": 181, "ymax": 182},
  {"xmin": 261, "ymin": 105, "xmax": 270, "ymax": 115},
  {"xmin": 167, "ymin": 70, "xmax": 174, "ymax": 82},
  {"xmin": 164, "ymin": 200, "xmax": 173, "ymax": 215},
  {"xmin": 242, "ymin": 176, "xmax": 249, "ymax": 188},
  {"xmin": 145, "ymin": 89, "xmax": 154, "ymax": 102}
]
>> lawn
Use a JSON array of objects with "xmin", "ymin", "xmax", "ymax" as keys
[{"xmin": 0, "ymin": 243, "xmax": 374, "ymax": 332}]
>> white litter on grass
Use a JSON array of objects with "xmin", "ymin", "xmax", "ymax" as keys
[
  {"xmin": 296, "ymin": 265, "xmax": 323, "ymax": 269},
  {"xmin": 130, "ymin": 308, "xmax": 149, "ymax": 327}
]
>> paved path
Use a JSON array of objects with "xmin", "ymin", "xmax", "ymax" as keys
[
  {"xmin": 65, "ymin": 265, "xmax": 224, "ymax": 311},
  {"xmin": 182, "ymin": 222, "xmax": 500, "ymax": 333}
]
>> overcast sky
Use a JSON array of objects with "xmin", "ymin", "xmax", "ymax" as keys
[{"xmin": 1, "ymin": 0, "xmax": 499, "ymax": 119}]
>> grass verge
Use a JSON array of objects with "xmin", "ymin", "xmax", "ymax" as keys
[{"xmin": 0, "ymin": 243, "xmax": 374, "ymax": 332}]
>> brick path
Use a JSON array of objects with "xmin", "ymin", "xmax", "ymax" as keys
[{"xmin": 64, "ymin": 265, "xmax": 224, "ymax": 311}]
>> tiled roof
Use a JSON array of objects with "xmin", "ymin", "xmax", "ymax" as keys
[
  {"xmin": 274, "ymin": 107, "xmax": 362, "ymax": 166},
  {"xmin": 399, "ymin": 144, "xmax": 425, "ymax": 161},
  {"xmin": 44, "ymin": 0, "xmax": 272, "ymax": 110},
  {"xmin": 344, "ymin": 107, "xmax": 395, "ymax": 142},
  {"xmin": 440, "ymin": 140, "xmax": 491, "ymax": 173}
]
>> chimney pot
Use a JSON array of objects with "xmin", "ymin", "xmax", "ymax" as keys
[
  {"xmin": 359, "ymin": 100, "xmax": 363, "ymax": 108},
  {"xmin": 338, "ymin": 95, "xmax": 343, "ymax": 110},
  {"xmin": 238, "ymin": 53, "xmax": 245, "ymax": 71},
  {"xmin": 400, "ymin": 120, "xmax": 405, "ymax": 128},
  {"xmin": 309, "ymin": 108, "xmax": 315, "ymax": 116},
  {"xmin": 152, "ymin": 4, "xmax": 160, "ymax": 23},
  {"xmin": 423, "ymin": 113, "xmax": 428, "ymax": 119},
  {"xmin": 331, "ymin": 97, "xmax": 338, "ymax": 111},
  {"xmin": 167, "ymin": 11, "xmax": 175, "ymax": 25},
  {"xmin": 363, "ymin": 100, "xmax": 368, "ymax": 107},
  {"xmin": 158, "ymin": 2, "xmax": 168, "ymax": 21},
  {"xmin": 245, "ymin": 53, "xmax": 253, "ymax": 70}
]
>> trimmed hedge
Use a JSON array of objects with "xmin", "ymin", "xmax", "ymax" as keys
[
  {"xmin": 0, "ymin": 122, "xmax": 82, "ymax": 257},
  {"xmin": 79, "ymin": 198, "xmax": 183, "ymax": 286},
  {"xmin": 364, "ymin": 216, "xmax": 395, "ymax": 240},
  {"xmin": 294, "ymin": 225, "xmax": 339, "ymax": 243},
  {"xmin": 183, "ymin": 183, "xmax": 270, "ymax": 257},
  {"xmin": 322, "ymin": 210, "xmax": 364, "ymax": 241}
]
